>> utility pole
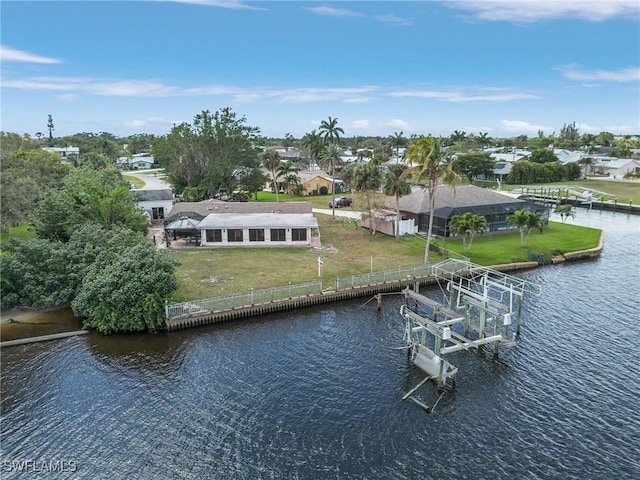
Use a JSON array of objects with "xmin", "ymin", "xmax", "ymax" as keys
[{"xmin": 47, "ymin": 114, "xmax": 55, "ymax": 147}]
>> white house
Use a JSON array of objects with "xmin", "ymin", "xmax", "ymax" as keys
[
  {"xmin": 42, "ymin": 146, "xmax": 80, "ymax": 160},
  {"xmin": 164, "ymin": 201, "xmax": 320, "ymax": 248},
  {"xmin": 591, "ymin": 157, "xmax": 640, "ymax": 178},
  {"xmin": 117, "ymin": 153, "xmax": 155, "ymax": 170},
  {"xmin": 133, "ymin": 189, "xmax": 174, "ymax": 221}
]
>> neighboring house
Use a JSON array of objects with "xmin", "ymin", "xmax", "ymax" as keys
[
  {"xmin": 133, "ymin": 188, "xmax": 174, "ymax": 222},
  {"xmin": 384, "ymin": 184, "xmax": 548, "ymax": 238},
  {"xmin": 117, "ymin": 153, "xmax": 155, "ymax": 170},
  {"xmin": 552, "ymin": 149, "xmax": 584, "ymax": 164},
  {"xmin": 42, "ymin": 146, "xmax": 80, "ymax": 160},
  {"xmin": 164, "ymin": 201, "xmax": 320, "ymax": 248},
  {"xmin": 297, "ymin": 170, "xmax": 345, "ymax": 195},
  {"xmin": 591, "ymin": 157, "xmax": 640, "ymax": 178}
]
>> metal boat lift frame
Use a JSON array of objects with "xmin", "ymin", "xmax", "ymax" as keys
[{"xmin": 400, "ymin": 259, "xmax": 541, "ymax": 410}]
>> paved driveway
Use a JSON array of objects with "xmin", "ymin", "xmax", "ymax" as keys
[{"xmin": 126, "ymin": 170, "xmax": 171, "ymax": 190}]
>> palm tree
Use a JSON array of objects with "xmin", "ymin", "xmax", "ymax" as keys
[
  {"xmin": 302, "ymin": 130, "xmax": 324, "ymax": 170},
  {"xmin": 477, "ymin": 132, "xmax": 491, "ymax": 150},
  {"xmin": 383, "ymin": 164, "xmax": 411, "ymax": 241},
  {"xmin": 319, "ymin": 144, "xmax": 344, "ymax": 218},
  {"xmin": 554, "ymin": 204, "xmax": 575, "ymax": 223},
  {"xmin": 449, "ymin": 212, "xmax": 487, "ymax": 252},
  {"xmin": 353, "ymin": 163, "xmax": 382, "ymax": 234},
  {"xmin": 261, "ymin": 149, "xmax": 282, "ymax": 202},
  {"xmin": 390, "ymin": 131, "xmax": 406, "ymax": 163},
  {"xmin": 319, "ymin": 116, "xmax": 344, "ymax": 145},
  {"xmin": 508, "ymin": 209, "xmax": 543, "ymax": 246},
  {"xmin": 404, "ymin": 136, "xmax": 460, "ymax": 264}
]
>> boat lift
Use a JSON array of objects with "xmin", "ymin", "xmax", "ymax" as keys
[{"xmin": 400, "ymin": 259, "xmax": 541, "ymax": 411}]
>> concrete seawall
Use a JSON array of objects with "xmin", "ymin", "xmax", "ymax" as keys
[
  {"xmin": 0, "ymin": 330, "xmax": 89, "ymax": 348},
  {"xmin": 165, "ymin": 261, "xmax": 541, "ymax": 331}
]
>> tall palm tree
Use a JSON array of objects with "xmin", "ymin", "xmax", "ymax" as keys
[
  {"xmin": 261, "ymin": 149, "xmax": 282, "ymax": 202},
  {"xmin": 353, "ymin": 163, "xmax": 382, "ymax": 234},
  {"xmin": 319, "ymin": 116, "xmax": 344, "ymax": 145},
  {"xmin": 404, "ymin": 136, "xmax": 460, "ymax": 264},
  {"xmin": 383, "ymin": 164, "xmax": 411, "ymax": 241},
  {"xmin": 389, "ymin": 131, "xmax": 406, "ymax": 163},
  {"xmin": 302, "ymin": 130, "xmax": 324, "ymax": 170},
  {"xmin": 319, "ymin": 143, "xmax": 344, "ymax": 218}
]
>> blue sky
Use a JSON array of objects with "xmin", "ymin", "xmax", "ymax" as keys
[{"xmin": 1, "ymin": 0, "xmax": 639, "ymax": 139}]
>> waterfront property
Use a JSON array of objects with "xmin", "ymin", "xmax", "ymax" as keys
[
  {"xmin": 386, "ymin": 185, "xmax": 548, "ymax": 237},
  {"xmin": 163, "ymin": 200, "xmax": 320, "ymax": 248}
]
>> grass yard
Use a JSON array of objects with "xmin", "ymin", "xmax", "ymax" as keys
[
  {"xmin": 435, "ymin": 221, "xmax": 602, "ymax": 265},
  {"xmin": 168, "ymin": 215, "xmax": 602, "ymax": 302}
]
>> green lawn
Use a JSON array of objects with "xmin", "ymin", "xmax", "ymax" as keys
[
  {"xmin": 168, "ymin": 217, "xmax": 601, "ymax": 302},
  {"xmin": 435, "ymin": 221, "xmax": 601, "ymax": 265},
  {"xmin": 0, "ymin": 224, "xmax": 37, "ymax": 244}
]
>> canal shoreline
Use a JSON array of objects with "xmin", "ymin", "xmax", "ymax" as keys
[{"xmin": 0, "ymin": 233, "xmax": 604, "ymax": 344}]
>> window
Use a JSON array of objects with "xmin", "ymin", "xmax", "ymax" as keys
[
  {"xmin": 227, "ymin": 229, "xmax": 243, "ymax": 242},
  {"xmin": 270, "ymin": 229, "xmax": 286, "ymax": 242},
  {"xmin": 152, "ymin": 207, "xmax": 165, "ymax": 220},
  {"xmin": 249, "ymin": 229, "xmax": 265, "ymax": 242},
  {"xmin": 206, "ymin": 229, "xmax": 222, "ymax": 242},
  {"xmin": 291, "ymin": 228, "xmax": 307, "ymax": 242}
]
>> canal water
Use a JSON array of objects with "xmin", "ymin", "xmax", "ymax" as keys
[{"xmin": 1, "ymin": 210, "xmax": 639, "ymax": 479}]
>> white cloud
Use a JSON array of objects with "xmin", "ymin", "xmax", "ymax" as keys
[
  {"xmin": 501, "ymin": 120, "xmax": 553, "ymax": 133},
  {"xmin": 0, "ymin": 45, "xmax": 62, "ymax": 64},
  {"xmin": 442, "ymin": 0, "xmax": 639, "ymax": 23},
  {"xmin": 169, "ymin": 0, "xmax": 266, "ymax": 11},
  {"xmin": 305, "ymin": 6, "xmax": 360, "ymax": 18},
  {"xmin": 386, "ymin": 119, "xmax": 410, "ymax": 130},
  {"xmin": 373, "ymin": 14, "xmax": 413, "ymax": 26},
  {"xmin": 349, "ymin": 120, "xmax": 371, "ymax": 130},
  {"xmin": 390, "ymin": 89, "xmax": 537, "ymax": 102},
  {"xmin": 123, "ymin": 117, "xmax": 175, "ymax": 128},
  {"xmin": 306, "ymin": 6, "xmax": 412, "ymax": 26},
  {"xmin": 559, "ymin": 65, "xmax": 640, "ymax": 82}
]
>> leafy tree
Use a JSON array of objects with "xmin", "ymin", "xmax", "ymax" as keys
[
  {"xmin": 530, "ymin": 149, "xmax": 559, "ymax": 164},
  {"xmin": 596, "ymin": 131, "xmax": 614, "ymax": 146},
  {"xmin": 353, "ymin": 162, "xmax": 382, "ymax": 234},
  {"xmin": 557, "ymin": 122, "xmax": 581, "ymax": 149},
  {"xmin": 508, "ymin": 209, "xmax": 543, "ymax": 246},
  {"xmin": 554, "ymin": 204, "xmax": 576, "ymax": 223},
  {"xmin": 33, "ymin": 167, "xmax": 148, "ymax": 242},
  {"xmin": 72, "ymin": 239, "xmax": 177, "ymax": 334},
  {"xmin": 237, "ymin": 167, "xmax": 268, "ymax": 200},
  {"xmin": 449, "ymin": 212, "xmax": 487, "ymax": 252},
  {"xmin": 383, "ymin": 164, "xmax": 411, "ymax": 241},
  {"xmin": 0, "ymin": 149, "xmax": 71, "ymax": 232},
  {"xmin": 0, "ymin": 238, "xmax": 72, "ymax": 309},
  {"xmin": 452, "ymin": 152, "xmax": 495, "ymax": 183},
  {"xmin": 404, "ymin": 136, "xmax": 460, "ymax": 264},
  {"xmin": 153, "ymin": 108, "xmax": 261, "ymax": 199},
  {"xmin": 261, "ymin": 149, "xmax": 282, "ymax": 202}
]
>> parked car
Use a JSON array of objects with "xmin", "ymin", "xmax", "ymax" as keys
[{"xmin": 329, "ymin": 197, "xmax": 353, "ymax": 208}]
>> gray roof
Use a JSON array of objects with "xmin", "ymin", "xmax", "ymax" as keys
[
  {"xmin": 166, "ymin": 200, "xmax": 313, "ymax": 222},
  {"xmin": 166, "ymin": 216, "xmax": 201, "ymax": 230},
  {"xmin": 388, "ymin": 185, "xmax": 528, "ymax": 214},
  {"xmin": 133, "ymin": 189, "xmax": 174, "ymax": 201},
  {"xmin": 197, "ymin": 213, "xmax": 319, "ymax": 229}
]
